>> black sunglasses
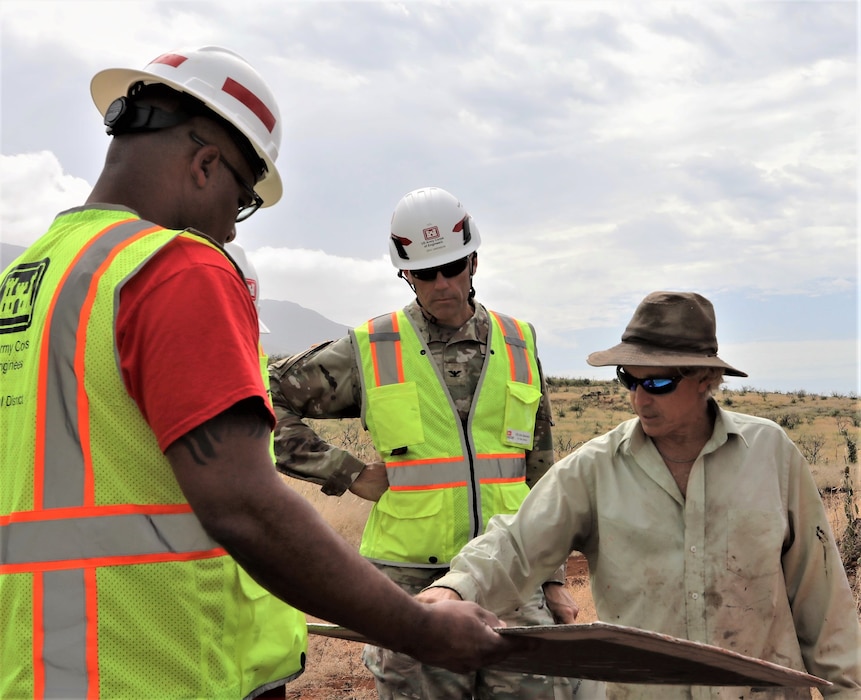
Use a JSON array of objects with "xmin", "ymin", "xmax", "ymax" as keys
[
  {"xmin": 616, "ymin": 366, "xmax": 683, "ymax": 395},
  {"xmin": 410, "ymin": 256, "xmax": 470, "ymax": 282},
  {"xmin": 190, "ymin": 133, "xmax": 263, "ymax": 222}
]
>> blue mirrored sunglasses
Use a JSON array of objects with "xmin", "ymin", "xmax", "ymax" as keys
[{"xmin": 616, "ymin": 366, "xmax": 683, "ymax": 395}]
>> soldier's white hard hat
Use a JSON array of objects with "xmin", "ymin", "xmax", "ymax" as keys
[{"xmin": 389, "ymin": 187, "xmax": 481, "ymax": 270}]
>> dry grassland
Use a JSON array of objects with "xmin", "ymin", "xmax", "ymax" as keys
[{"xmin": 282, "ymin": 381, "xmax": 860, "ymax": 700}]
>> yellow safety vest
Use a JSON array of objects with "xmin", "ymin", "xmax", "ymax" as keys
[
  {"xmin": 351, "ymin": 308, "xmax": 542, "ymax": 566},
  {"xmin": 0, "ymin": 207, "xmax": 306, "ymax": 699}
]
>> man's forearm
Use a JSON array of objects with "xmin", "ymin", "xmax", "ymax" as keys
[{"xmin": 272, "ymin": 411, "xmax": 366, "ymax": 494}]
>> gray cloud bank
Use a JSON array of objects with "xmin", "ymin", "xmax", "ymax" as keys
[{"xmin": 1, "ymin": 1, "xmax": 856, "ymax": 393}]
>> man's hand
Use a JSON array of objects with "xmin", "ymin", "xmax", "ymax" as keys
[
  {"xmin": 348, "ymin": 461, "xmax": 388, "ymax": 501},
  {"xmin": 404, "ymin": 599, "xmax": 516, "ymax": 673},
  {"xmin": 542, "ymin": 582, "xmax": 579, "ymax": 624},
  {"xmin": 414, "ymin": 586, "xmax": 463, "ymax": 604}
]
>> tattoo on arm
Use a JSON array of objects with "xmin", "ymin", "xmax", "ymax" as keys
[{"xmin": 173, "ymin": 399, "xmax": 271, "ymax": 466}]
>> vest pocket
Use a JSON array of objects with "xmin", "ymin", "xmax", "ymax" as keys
[
  {"xmin": 361, "ymin": 489, "xmax": 449, "ymax": 563},
  {"xmin": 234, "ymin": 564, "xmax": 307, "ymax": 692},
  {"xmin": 502, "ymin": 381, "xmax": 541, "ymax": 449},
  {"xmin": 367, "ymin": 382, "xmax": 425, "ymax": 453},
  {"xmin": 481, "ymin": 479, "xmax": 530, "ymax": 525}
]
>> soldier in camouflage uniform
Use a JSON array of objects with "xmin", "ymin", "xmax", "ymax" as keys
[{"xmin": 269, "ymin": 187, "xmax": 584, "ymax": 700}]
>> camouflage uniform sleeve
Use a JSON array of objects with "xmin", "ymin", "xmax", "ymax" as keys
[
  {"xmin": 525, "ymin": 356, "xmax": 555, "ymax": 489},
  {"xmin": 268, "ymin": 335, "xmax": 368, "ymax": 496}
]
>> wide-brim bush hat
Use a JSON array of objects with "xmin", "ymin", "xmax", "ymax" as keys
[{"xmin": 587, "ymin": 291, "xmax": 748, "ymax": 377}]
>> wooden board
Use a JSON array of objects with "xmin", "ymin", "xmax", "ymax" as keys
[{"xmin": 306, "ymin": 622, "xmax": 830, "ymax": 688}]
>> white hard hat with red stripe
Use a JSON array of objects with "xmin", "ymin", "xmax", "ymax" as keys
[
  {"xmin": 225, "ymin": 242, "xmax": 270, "ymax": 335},
  {"xmin": 90, "ymin": 46, "xmax": 283, "ymax": 206},
  {"xmin": 388, "ymin": 187, "xmax": 481, "ymax": 270}
]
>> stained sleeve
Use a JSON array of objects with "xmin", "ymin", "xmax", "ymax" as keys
[{"xmin": 781, "ymin": 439, "xmax": 861, "ymax": 696}]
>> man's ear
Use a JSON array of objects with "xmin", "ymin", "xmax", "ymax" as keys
[
  {"xmin": 469, "ymin": 253, "xmax": 478, "ymax": 275},
  {"xmin": 190, "ymin": 144, "xmax": 219, "ymax": 188}
]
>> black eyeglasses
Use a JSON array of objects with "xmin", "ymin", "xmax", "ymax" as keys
[
  {"xmin": 616, "ymin": 366, "xmax": 683, "ymax": 395},
  {"xmin": 190, "ymin": 133, "xmax": 263, "ymax": 222},
  {"xmin": 410, "ymin": 256, "xmax": 470, "ymax": 282}
]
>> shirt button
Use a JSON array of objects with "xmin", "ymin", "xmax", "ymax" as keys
[
  {"xmin": 690, "ymin": 546, "xmax": 697, "ymax": 553},
  {"xmin": 691, "ymin": 592, "xmax": 699, "ymax": 600}
]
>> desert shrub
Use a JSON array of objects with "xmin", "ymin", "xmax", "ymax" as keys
[
  {"xmin": 555, "ymin": 435, "xmax": 584, "ymax": 458},
  {"xmin": 774, "ymin": 413, "xmax": 801, "ymax": 430},
  {"xmin": 546, "ymin": 376, "xmax": 593, "ymax": 388},
  {"xmin": 836, "ymin": 416, "xmax": 859, "ymax": 465},
  {"xmin": 796, "ymin": 434, "xmax": 826, "ymax": 465}
]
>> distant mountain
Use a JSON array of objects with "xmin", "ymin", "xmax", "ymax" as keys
[
  {"xmin": 1, "ymin": 242, "xmax": 26, "ymax": 269},
  {"xmin": 2, "ymin": 241, "xmax": 348, "ymax": 356},
  {"xmin": 258, "ymin": 298, "xmax": 350, "ymax": 358}
]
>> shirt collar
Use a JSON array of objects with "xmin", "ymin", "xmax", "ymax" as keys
[
  {"xmin": 616, "ymin": 398, "xmax": 749, "ymax": 459},
  {"xmin": 404, "ymin": 299, "xmax": 488, "ymax": 343}
]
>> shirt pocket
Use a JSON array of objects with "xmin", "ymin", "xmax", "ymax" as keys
[
  {"xmin": 726, "ymin": 508, "xmax": 784, "ymax": 579},
  {"xmin": 366, "ymin": 381, "xmax": 425, "ymax": 453},
  {"xmin": 502, "ymin": 381, "xmax": 542, "ymax": 449}
]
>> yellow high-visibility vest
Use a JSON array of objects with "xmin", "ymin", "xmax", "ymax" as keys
[
  {"xmin": 351, "ymin": 307, "xmax": 542, "ymax": 566},
  {"xmin": 0, "ymin": 207, "xmax": 306, "ymax": 699}
]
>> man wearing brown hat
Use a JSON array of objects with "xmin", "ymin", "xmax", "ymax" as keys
[{"xmin": 419, "ymin": 291, "xmax": 861, "ymax": 699}]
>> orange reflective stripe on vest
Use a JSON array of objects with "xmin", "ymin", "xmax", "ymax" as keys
[{"xmin": 489, "ymin": 309, "xmax": 533, "ymax": 385}]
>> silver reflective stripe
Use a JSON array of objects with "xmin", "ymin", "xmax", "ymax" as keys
[
  {"xmin": 388, "ymin": 460, "xmax": 466, "ymax": 488},
  {"xmin": 368, "ymin": 313, "xmax": 401, "ymax": 385},
  {"xmin": 42, "ymin": 220, "xmax": 155, "ymax": 509},
  {"xmin": 43, "ymin": 569, "xmax": 87, "ymax": 699},
  {"xmin": 474, "ymin": 455, "xmax": 525, "ymax": 480},
  {"xmin": 368, "ymin": 331, "xmax": 400, "ymax": 343},
  {"xmin": 388, "ymin": 455, "xmax": 524, "ymax": 488},
  {"xmin": 4, "ymin": 512, "xmax": 217, "ymax": 565}
]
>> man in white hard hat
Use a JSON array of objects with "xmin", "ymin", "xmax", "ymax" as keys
[
  {"xmin": 0, "ymin": 51, "xmax": 516, "ymax": 700},
  {"xmin": 270, "ymin": 187, "xmax": 583, "ymax": 699}
]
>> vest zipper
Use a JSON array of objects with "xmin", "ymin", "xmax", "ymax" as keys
[{"xmin": 463, "ymin": 424, "xmax": 481, "ymax": 540}]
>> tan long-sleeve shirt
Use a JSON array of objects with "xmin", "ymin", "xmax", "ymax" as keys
[{"xmin": 431, "ymin": 404, "xmax": 861, "ymax": 699}]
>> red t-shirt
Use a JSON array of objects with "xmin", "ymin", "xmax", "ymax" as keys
[{"xmin": 116, "ymin": 235, "xmax": 275, "ymax": 452}]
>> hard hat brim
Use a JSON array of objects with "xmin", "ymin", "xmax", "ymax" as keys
[{"xmin": 90, "ymin": 67, "xmax": 283, "ymax": 207}]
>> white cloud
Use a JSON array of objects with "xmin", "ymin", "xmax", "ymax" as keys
[
  {"xmin": 0, "ymin": 152, "xmax": 92, "ymax": 246},
  {"xmin": 1, "ymin": 1, "xmax": 856, "ymax": 393},
  {"xmin": 249, "ymin": 246, "xmax": 409, "ymax": 327}
]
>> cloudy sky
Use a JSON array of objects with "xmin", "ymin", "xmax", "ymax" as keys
[{"xmin": 1, "ymin": 1, "xmax": 857, "ymax": 394}]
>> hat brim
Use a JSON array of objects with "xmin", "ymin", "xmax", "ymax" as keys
[{"xmin": 587, "ymin": 342, "xmax": 747, "ymax": 377}]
